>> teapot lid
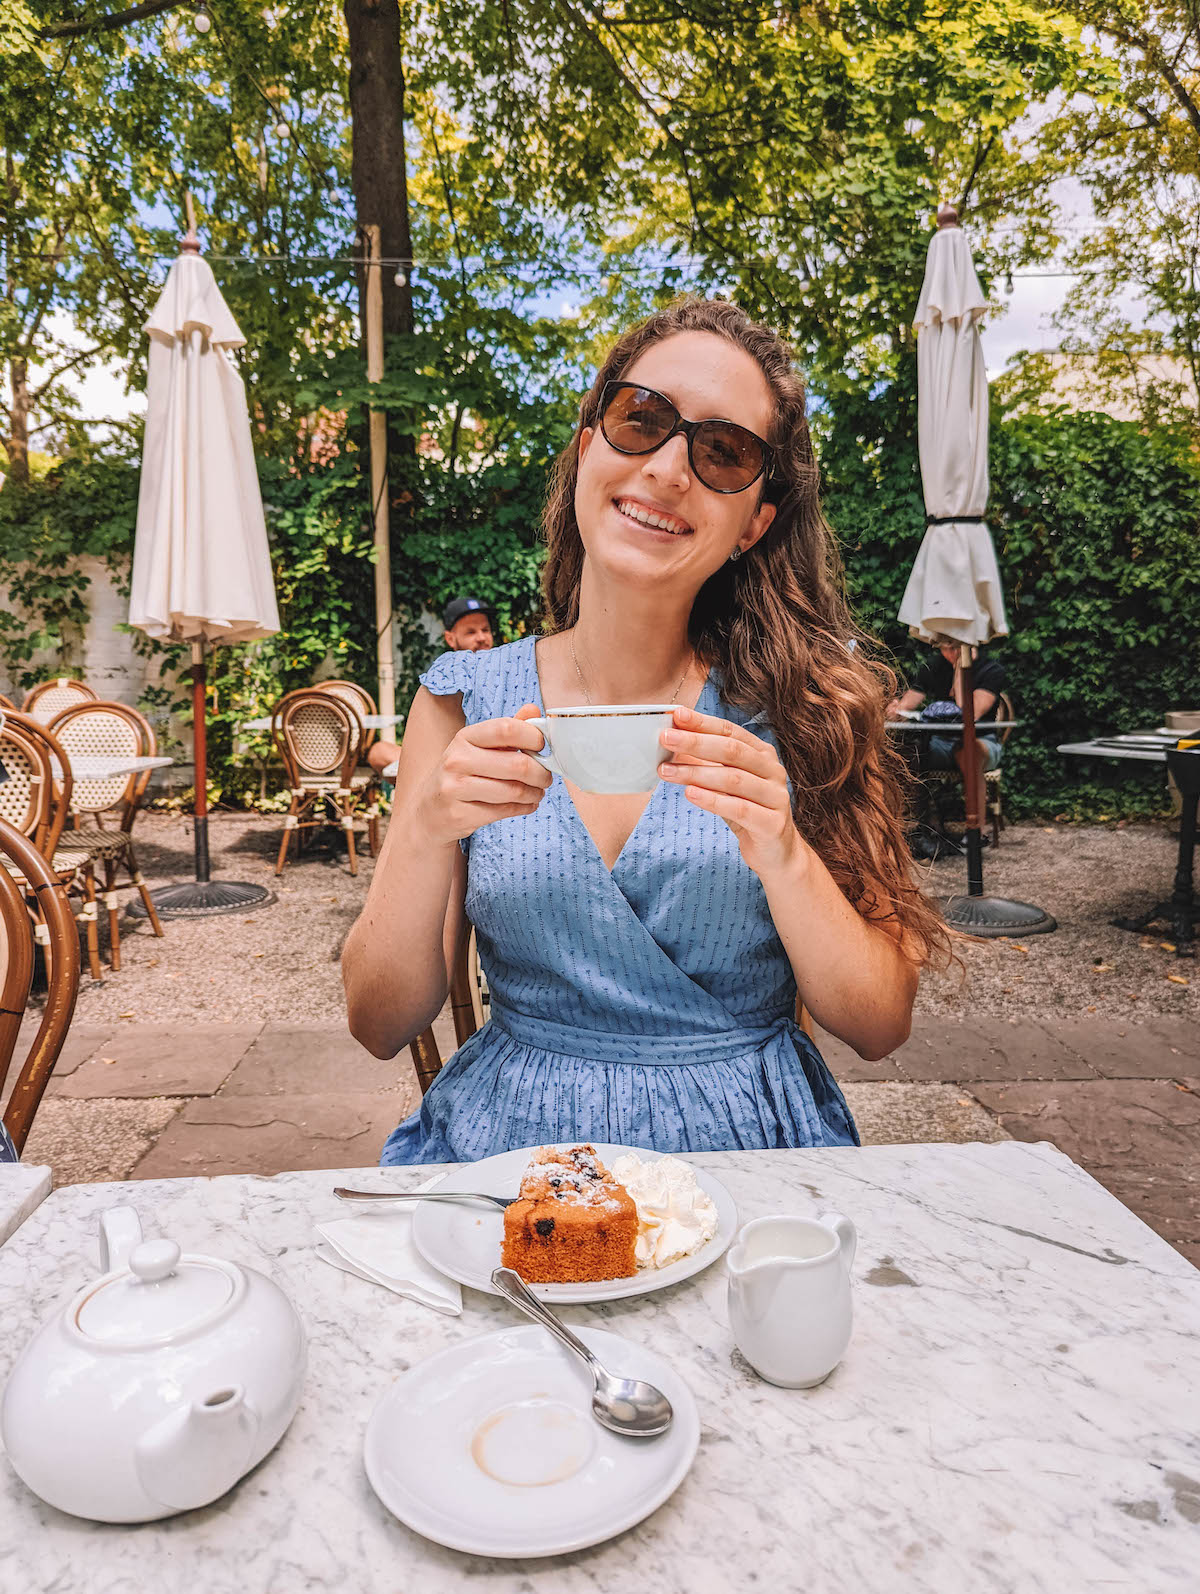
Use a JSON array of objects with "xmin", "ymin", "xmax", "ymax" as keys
[{"xmin": 75, "ymin": 1239, "xmax": 241, "ymax": 1347}]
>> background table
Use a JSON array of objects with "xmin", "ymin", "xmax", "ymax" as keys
[
  {"xmin": 2, "ymin": 1142, "xmax": 1197, "ymax": 1592},
  {"xmin": 241, "ymin": 713, "xmax": 403, "ymax": 733},
  {"xmin": 887, "ymin": 720, "xmax": 1021, "ymax": 733},
  {"xmin": 1059, "ymin": 735, "xmax": 1197, "ymax": 951},
  {"xmin": 0, "ymin": 1163, "xmax": 51, "ymax": 1246},
  {"xmin": 48, "ymin": 754, "xmax": 174, "ymax": 782}
]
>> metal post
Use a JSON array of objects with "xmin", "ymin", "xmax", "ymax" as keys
[
  {"xmin": 364, "ymin": 224, "xmax": 396, "ymax": 721},
  {"xmin": 958, "ymin": 644, "xmax": 985, "ymax": 897},
  {"xmin": 191, "ymin": 640, "xmax": 210, "ymax": 883}
]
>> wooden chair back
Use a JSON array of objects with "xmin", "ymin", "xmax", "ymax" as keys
[
  {"xmin": 0, "ymin": 818, "xmax": 81, "ymax": 1155},
  {"xmin": 0, "ymin": 720, "xmax": 51, "ymax": 845},
  {"xmin": 46, "ymin": 701, "xmax": 144, "ymax": 821},
  {"xmin": 272, "ymin": 690, "xmax": 356, "ymax": 785},
  {"xmin": 22, "ymin": 678, "xmax": 97, "ymax": 718},
  {"xmin": 409, "ymin": 929, "xmax": 486, "ymax": 1096},
  {"xmin": 4, "ymin": 714, "xmax": 74, "ymax": 857},
  {"xmin": 316, "ymin": 680, "xmax": 376, "ymax": 754},
  {"xmin": 994, "ymin": 690, "xmax": 1015, "ymax": 747}
]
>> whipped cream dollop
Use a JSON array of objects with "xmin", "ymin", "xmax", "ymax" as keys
[{"xmin": 609, "ymin": 1152, "xmax": 718, "ymax": 1269}]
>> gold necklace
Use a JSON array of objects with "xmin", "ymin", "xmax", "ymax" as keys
[{"xmin": 569, "ymin": 631, "xmax": 694, "ymax": 707}]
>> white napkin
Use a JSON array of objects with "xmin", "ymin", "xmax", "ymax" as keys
[{"xmin": 315, "ymin": 1176, "xmax": 462, "ymax": 1316}]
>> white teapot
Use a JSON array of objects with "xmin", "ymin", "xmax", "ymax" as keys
[{"xmin": 2, "ymin": 1205, "xmax": 307, "ymax": 1522}]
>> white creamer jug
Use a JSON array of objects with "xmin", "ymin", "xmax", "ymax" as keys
[{"xmin": 726, "ymin": 1212, "xmax": 856, "ymax": 1388}]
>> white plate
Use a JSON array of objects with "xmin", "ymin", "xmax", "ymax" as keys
[
  {"xmin": 412, "ymin": 1142, "xmax": 737, "ymax": 1302},
  {"xmin": 364, "ymin": 1324, "xmax": 699, "ymax": 1557}
]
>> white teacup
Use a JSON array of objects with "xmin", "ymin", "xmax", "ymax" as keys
[
  {"xmin": 528, "ymin": 705, "xmax": 676, "ymax": 794},
  {"xmin": 726, "ymin": 1212, "xmax": 857, "ymax": 1388}
]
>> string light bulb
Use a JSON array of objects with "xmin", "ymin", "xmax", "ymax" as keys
[
  {"xmin": 193, "ymin": 2, "xmax": 212, "ymax": 33},
  {"xmin": 274, "ymin": 121, "xmax": 289, "ymax": 140},
  {"xmin": 1004, "ymin": 268, "xmax": 1014, "ymax": 294},
  {"xmin": 394, "ymin": 267, "xmax": 408, "ymax": 287}
]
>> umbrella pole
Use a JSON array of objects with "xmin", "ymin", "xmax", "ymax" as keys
[
  {"xmin": 192, "ymin": 640, "xmax": 211, "ymax": 884},
  {"xmin": 129, "ymin": 638, "xmax": 273, "ymax": 919},
  {"xmin": 940, "ymin": 643, "xmax": 1057, "ymax": 937},
  {"xmin": 958, "ymin": 647, "xmax": 985, "ymax": 897}
]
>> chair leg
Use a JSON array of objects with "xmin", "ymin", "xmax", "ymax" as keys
[
  {"xmin": 104, "ymin": 859, "xmax": 121, "ymax": 971},
  {"xmin": 79, "ymin": 869, "xmax": 103, "ymax": 982},
  {"xmin": 276, "ymin": 804, "xmax": 299, "ymax": 875},
  {"xmin": 342, "ymin": 807, "xmax": 358, "ymax": 877},
  {"xmin": 126, "ymin": 843, "xmax": 164, "ymax": 938}
]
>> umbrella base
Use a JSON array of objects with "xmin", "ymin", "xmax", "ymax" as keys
[
  {"xmin": 129, "ymin": 880, "xmax": 274, "ymax": 920},
  {"xmin": 942, "ymin": 895, "xmax": 1057, "ymax": 937}
]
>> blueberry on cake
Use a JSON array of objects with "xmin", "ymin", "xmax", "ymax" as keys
[{"xmin": 500, "ymin": 1144, "xmax": 638, "ymax": 1283}]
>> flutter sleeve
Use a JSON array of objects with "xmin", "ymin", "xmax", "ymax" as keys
[{"xmin": 419, "ymin": 649, "xmax": 481, "ymax": 724}]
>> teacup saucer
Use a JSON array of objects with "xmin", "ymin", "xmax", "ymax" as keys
[{"xmin": 363, "ymin": 1324, "xmax": 699, "ymax": 1557}]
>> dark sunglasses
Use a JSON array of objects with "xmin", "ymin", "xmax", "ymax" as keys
[{"xmin": 598, "ymin": 381, "xmax": 775, "ymax": 494}]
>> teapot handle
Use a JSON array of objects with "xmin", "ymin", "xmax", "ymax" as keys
[
  {"xmin": 820, "ymin": 1211, "xmax": 857, "ymax": 1272},
  {"xmin": 99, "ymin": 1206, "xmax": 144, "ymax": 1273}
]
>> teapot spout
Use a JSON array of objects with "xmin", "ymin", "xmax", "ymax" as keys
[{"xmin": 135, "ymin": 1386, "xmax": 259, "ymax": 1513}]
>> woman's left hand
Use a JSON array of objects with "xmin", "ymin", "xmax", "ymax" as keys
[{"xmin": 659, "ymin": 705, "xmax": 803, "ymax": 881}]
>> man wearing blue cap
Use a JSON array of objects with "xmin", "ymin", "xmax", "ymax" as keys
[{"xmin": 367, "ymin": 596, "xmax": 495, "ymax": 776}]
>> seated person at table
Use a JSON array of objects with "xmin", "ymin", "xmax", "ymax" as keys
[
  {"xmin": 886, "ymin": 642, "xmax": 1007, "ymax": 773},
  {"xmin": 366, "ymin": 596, "xmax": 496, "ymax": 778},
  {"xmin": 344, "ymin": 296, "xmax": 951, "ymax": 1163}
]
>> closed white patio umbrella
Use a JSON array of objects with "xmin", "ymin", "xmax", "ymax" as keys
[
  {"xmin": 128, "ymin": 223, "xmax": 279, "ymax": 916},
  {"xmin": 900, "ymin": 204, "xmax": 1053, "ymax": 936}
]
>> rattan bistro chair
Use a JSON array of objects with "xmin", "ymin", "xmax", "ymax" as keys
[
  {"xmin": 46, "ymin": 701, "xmax": 165, "ymax": 965},
  {"xmin": 0, "ymin": 817, "xmax": 81, "ymax": 1157},
  {"xmin": 272, "ymin": 690, "xmax": 372, "ymax": 876},
  {"xmin": 21, "ymin": 677, "xmax": 98, "ymax": 719},
  {"xmin": 314, "ymin": 680, "xmax": 382, "ymax": 855},
  {"xmin": 922, "ymin": 689, "xmax": 1015, "ymax": 847},
  {"xmin": 0, "ymin": 694, "xmax": 16, "ymax": 713},
  {"xmin": 0, "ymin": 717, "xmax": 102, "ymax": 982}
]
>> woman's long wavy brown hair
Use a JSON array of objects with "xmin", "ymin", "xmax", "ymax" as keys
[{"xmin": 541, "ymin": 296, "xmax": 950, "ymax": 969}]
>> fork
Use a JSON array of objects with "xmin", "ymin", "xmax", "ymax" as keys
[{"xmin": 332, "ymin": 1186, "xmax": 518, "ymax": 1210}]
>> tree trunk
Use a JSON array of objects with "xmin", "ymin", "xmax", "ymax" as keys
[
  {"xmin": 344, "ymin": 0, "xmax": 414, "ymax": 340},
  {"xmin": 7, "ymin": 356, "xmax": 29, "ymax": 484}
]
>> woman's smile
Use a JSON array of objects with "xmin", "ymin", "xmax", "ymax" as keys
[{"xmin": 613, "ymin": 495, "xmax": 695, "ymax": 538}]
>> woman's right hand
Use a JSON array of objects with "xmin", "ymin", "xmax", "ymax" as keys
[{"xmin": 411, "ymin": 702, "xmax": 551, "ymax": 846}]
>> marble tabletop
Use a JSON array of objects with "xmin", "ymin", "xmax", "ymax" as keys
[
  {"xmin": 0, "ymin": 1162, "xmax": 51, "ymax": 1246},
  {"xmin": 2, "ymin": 1141, "xmax": 1198, "ymax": 1592}
]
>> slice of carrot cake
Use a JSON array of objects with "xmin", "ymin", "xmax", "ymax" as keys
[{"xmin": 501, "ymin": 1144, "xmax": 638, "ymax": 1283}]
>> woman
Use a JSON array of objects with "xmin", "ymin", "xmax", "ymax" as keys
[{"xmin": 344, "ymin": 297, "xmax": 949, "ymax": 1162}]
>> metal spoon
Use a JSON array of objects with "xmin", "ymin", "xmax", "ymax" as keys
[
  {"xmin": 333, "ymin": 1186, "xmax": 517, "ymax": 1209},
  {"xmin": 491, "ymin": 1266, "xmax": 673, "ymax": 1439}
]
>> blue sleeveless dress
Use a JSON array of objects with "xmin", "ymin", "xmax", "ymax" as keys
[{"xmin": 380, "ymin": 636, "xmax": 859, "ymax": 1163}]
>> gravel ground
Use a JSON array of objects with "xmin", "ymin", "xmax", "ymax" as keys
[{"xmin": 61, "ymin": 811, "xmax": 1198, "ymax": 1027}]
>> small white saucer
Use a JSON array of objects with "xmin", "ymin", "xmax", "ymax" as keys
[{"xmin": 363, "ymin": 1324, "xmax": 699, "ymax": 1557}]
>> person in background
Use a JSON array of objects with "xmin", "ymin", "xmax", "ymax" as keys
[
  {"xmin": 367, "ymin": 597, "xmax": 495, "ymax": 777},
  {"xmin": 886, "ymin": 641, "xmax": 1007, "ymax": 772}
]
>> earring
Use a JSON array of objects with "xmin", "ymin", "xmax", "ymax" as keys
[{"xmin": 729, "ymin": 547, "xmax": 742, "ymax": 563}]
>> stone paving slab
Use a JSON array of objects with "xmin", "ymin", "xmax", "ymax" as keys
[
  {"xmin": 49, "ymin": 1025, "xmax": 263, "ymax": 1099},
  {"xmin": 10, "ymin": 1023, "xmax": 118, "ymax": 1084},
  {"xmin": 1050, "ymin": 1019, "xmax": 1198, "ymax": 1080},
  {"xmin": 969, "ymin": 1077, "xmax": 1200, "ymax": 1165},
  {"xmin": 221, "ymin": 1025, "xmax": 409, "ymax": 1096},
  {"xmin": 896, "ymin": 1017, "xmax": 1099, "ymax": 1083},
  {"xmin": 130, "ymin": 1091, "xmax": 420, "ymax": 1181}
]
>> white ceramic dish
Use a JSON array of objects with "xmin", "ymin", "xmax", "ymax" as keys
[
  {"xmin": 412, "ymin": 1142, "xmax": 737, "ymax": 1301},
  {"xmin": 363, "ymin": 1323, "xmax": 699, "ymax": 1557}
]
